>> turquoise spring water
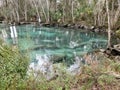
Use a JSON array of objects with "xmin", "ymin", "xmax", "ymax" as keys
[{"xmin": 0, "ymin": 24, "xmax": 108, "ymax": 65}]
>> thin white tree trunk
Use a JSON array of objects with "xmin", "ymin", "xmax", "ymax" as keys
[
  {"xmin": 113, "ymin": 5, "xmax": 120, "ymax": 28},
  {"xmin": 106, "ymin": 0, "xmax": 111, "ymax": 47},
  {"xmin": 39, "ymin": 0, "xmax": 47, "ymax": 22},
  {"xmin": 14, "ymin": 0, "xmax": 20, "ymax": 22},
  {"xmin": 24, "ymin": 0, "xmax": 27, "ymax": 21},
  {"xmin": 46, "ymin": 0, "xmax": 50, "ymax": 23},
  {"xmin": 72, "ymin": 0, "xmax": 74, "ymax": 23},
  {"xmin": 16, "ymin": 10, "xmax": 20, "ymax": 22}
]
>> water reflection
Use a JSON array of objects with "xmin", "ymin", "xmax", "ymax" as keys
[
  {"xmin": 0, "ymin": 25, "xmax": 108, "ymax": 74},
  {"xmin": 3, "ymin": 25, "xmax": 107, "ymax": 57}
]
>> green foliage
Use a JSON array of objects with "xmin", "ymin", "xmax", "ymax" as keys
[
  {"xmin": 110, "ymin": 62, "xmax": 120, "ymax": 73},
  {"xmin": 116, "ymin": 30, "xmax": 120, "ymax": 39},
  {"xmin": 28, "ymin": 8, "xmax": 36, "ymax": 17},
  {"xmin": 25, "ymin": 64, "xmax": 74, "ymax": 90},
  {"xmin": 0, "ymin": 42, "xmax": 29, "ymax": 90},
  {"xmin": 98, "ymin": 74, "xmax": 115, "ymax": 86},
  {"xmin": 0, "ymin": 39, "xmax": 120, "ymax": 90},
  {"xmin": 51, "ymin": 11, "xmax": 62, "ymax": 22}
]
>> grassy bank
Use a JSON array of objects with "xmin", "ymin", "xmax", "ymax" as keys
[{"xmin": 0, "ymin": 39, "xmax": 120, "ymax": 90}]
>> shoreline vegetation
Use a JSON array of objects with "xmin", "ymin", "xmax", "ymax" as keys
[
  {"xmin": 0, "ymin": 0, "xmax": 120, "ymax": 30},
  {"xmin": 0, "ymin": 40, "xmax": 120, "ymax": 90}
]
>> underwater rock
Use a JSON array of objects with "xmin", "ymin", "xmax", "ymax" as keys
[
  {"xmin": 90, "ymin": 26, "xmax": 95, "ymax": 30},
  {"xmin": 84, "ymin": 25, "xmax": 89, "ymax": 30},
  {"xmin": 62, "ymin": 24, "xmax": 68, "ymax": 28},
  {"xmin": 75, "ymin": 24, "xmax": 81, "ymax": 29},
  {"xmin": 94, "ymin": 28, "xmax": 100, "ymax": 32},
  {"xmin": 80, "ymin": 25, "xmax": 85, "ymax": 29},
  {"xmin": 67, "ymin": 61, "xmax": 81, "ymax": 75},
  {"xmin": 70, "ymin": 25, "xmax": 75, "ymax": 29},
  {"xmin": 29, "ymin": 54, "xmax": 52, "ymax": 76},
  {"xmin": 50, "ymin": 54, "xmax": 66, "ymax": 63}
]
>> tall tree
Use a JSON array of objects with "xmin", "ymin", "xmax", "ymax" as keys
[{"xmin": 106, "ymin": 0, "xmax": 111, "ymax": 47}]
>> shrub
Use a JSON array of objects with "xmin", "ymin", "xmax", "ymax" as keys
[{"xmin": 0, "ymin": 40, "xmax": 29, "ymax": 90}]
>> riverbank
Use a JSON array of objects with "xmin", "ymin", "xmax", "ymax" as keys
[
  {"xmin": 15, "ymin": 21, "xmax": 107, "ymax": 33},
  {"xmin": 0, "ymin": 22, "xmax": 120, "ymax": 90},
  {"xmin": 1, "ymin": 20, "xmax": 120, "ymax": 35},
  {"xmin": 1, "ymin": 20, "xmax": 120, "ymax": 56}
]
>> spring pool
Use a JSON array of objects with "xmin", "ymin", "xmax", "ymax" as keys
[{"xmin": 1, "ymin": 24, "xmax": 108, "ymax": 66}]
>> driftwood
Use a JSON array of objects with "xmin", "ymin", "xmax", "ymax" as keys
[{"xmin": 104, "ymin": 44, "xmax": 120, "ymax": 56}]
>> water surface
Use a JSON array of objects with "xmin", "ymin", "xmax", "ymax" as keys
[{"xmin": 0, "ymin": 24, "xmax": 108, "ymax": 65}]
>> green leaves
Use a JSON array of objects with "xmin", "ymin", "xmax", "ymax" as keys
[
  {"xmin": 98, "ymin": 74, "xmax": 115, "ymax": 86},
  {"xmin": 0, "ymin": 39, "xmax": 120, "ymax": 90},
  {"xmin": 0, "ymin": 43, "xmax": 29, "ymax": 90},
  {"xmin": 110, "ymin": 62, "xmax": 120, "ymax": 73},
  {"xmin": 116, "ymin": 30, "xmax": 120, "ymax": 39}
]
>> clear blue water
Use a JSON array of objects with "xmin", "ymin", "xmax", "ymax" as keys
[{"xmin": 1, "ymin": 24, "xmax": 108, "ymax": 65}]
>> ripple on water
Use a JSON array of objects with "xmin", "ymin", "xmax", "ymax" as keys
[{"xmin": 2, "ymin": 25, "xmax": 108, "ymax": 75}]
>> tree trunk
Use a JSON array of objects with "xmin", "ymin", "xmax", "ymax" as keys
[
  {"xmin": 39, "ymin": 0, "xmax": 47, "ymax": 22},
  {"xmin": 113, "ymin": 5, "xmax": 120, "ymax": 28},
  {"xmin": 71, "ymin": 0, "xmax": 74, "ymax": 23},
  {"xmin": 24, "ymin": 0, "xmax": 27, "ymax": 21},
  {"xmin": 32, "ymin": 0, "xmax": 41, "ymax": 22},
  {"xmin": 46, "ymin": 0, "xmax": 50, "ymax": 23},
  {"xmin": 106, "ymin": 0, "xmax": 111, "ymax": 47}
]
